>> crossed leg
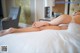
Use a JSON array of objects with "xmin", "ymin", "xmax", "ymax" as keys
[
  {"xmin": 0, "ymin": 25, "xmax": 64, "ymax": 36},
  {"xmin": 0, "ymin": 27, "xmax": 41, "ymax": 36}
]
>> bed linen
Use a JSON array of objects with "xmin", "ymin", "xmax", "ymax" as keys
[
  {"xmin": 0, "ymin": 23, "xmax": 80, "ymax": 53},
  {"xmin": 0, "ymin": 29, "xmax": 80, "ymax": 53}
]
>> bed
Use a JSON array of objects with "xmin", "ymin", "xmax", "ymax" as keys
[{"xmin": 0, "ymin": 23, "xmax": 80, "ymax": 53}]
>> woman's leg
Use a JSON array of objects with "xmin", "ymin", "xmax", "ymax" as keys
[
  {"xmin": 12, "ymin": 27, "xmax": 41, "ymax": 33},
  {"xmin": 0, "ymin": 25, "xmax": 67, "ymax": 36},
  {"xmin": 0, "ymin": 29, "xmax": 13, "ymax": 36},
  {"xmin": 0, "ymin": 27, "xmax": 41, "ymax": 36},
  {"xmin": 40, "ymin": 25, "xmax": 67, "ymax": 30},
  {"xmin": 40, "ymin": 26, "xmax": 61, "ymax": 30}
]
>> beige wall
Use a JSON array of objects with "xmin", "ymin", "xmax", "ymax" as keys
[
  {"xmin": 35, "ymin": 0, "xmax": 44, "ymax": 21},
  {"xmin": 53, "ymin": 4, "xmax": 65, "ymax": 14},
  {"xmin": 1, "ymin": 0, "xmax": 6, "ymax": 17},
  {"xmin": 15, "ymin": 0, "xmax": 31, "ymax": 24},
  {"xmin": 2, "ymin": 0, "xmax": 15, "ymax": 17},
  {"xmin": 2, "ymin": 0, "xmax": 31, "ymax": 24},
  {"xmin": 2, "ymin": 0, "xmax": 55, "ymax": 22},
  {"xmin": 33, "ymin": 0, "xmax": 55, "ymax": 21},
  {"xmin": 53, "ymin": 0, "xmax": 65, "ymax": 14},
  {"xmin": 30, "ymin": 0, "xmax": 36, "ymax": 22},
  {"xmin": 69, "ymin": 0, "xmax": 80, "ymax": 15},
  {"xmin": 6, "ymin": 0, "xmax": 15, "ymax": 16}
]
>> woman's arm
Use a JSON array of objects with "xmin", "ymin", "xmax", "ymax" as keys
[
  {"xmin": 48, "ymin": 14, "xmax": 72, "ymax": 26},
  {"xmin": 32, "ymin": 21, "xmax": 50, "ymax": 27},
  {"xmin": 32, "ymin": 15, "xmax": 68, "ymax": 28},
  {"xmin": 31, "ymin": 17, "xmax": 62, "ymax": 28}
]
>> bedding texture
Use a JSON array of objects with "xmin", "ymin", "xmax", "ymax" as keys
[{"xmin": 0, "ymin": 23, "xmax": 80, "ymax": 53}]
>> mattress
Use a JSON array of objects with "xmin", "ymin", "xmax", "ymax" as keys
[{"xmin": 0, "ymin": 29, "xmax": 80, "ymax": 53}]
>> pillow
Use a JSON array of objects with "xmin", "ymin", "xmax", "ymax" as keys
[{"xmin": 67, "ymin": 23, "xmax": 80, "ymax": 34}]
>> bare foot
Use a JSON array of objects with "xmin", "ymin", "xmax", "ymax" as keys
[
  {"xmin": 0, "ymin": 30, "xmax": 5, "ymax": 36},
  {"xmin": 0, "ymin": 28, "xmax": 15, "ymax": 37}
]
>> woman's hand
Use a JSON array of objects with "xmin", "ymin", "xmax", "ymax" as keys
[{"xmin": 32, "ymin": 21, "xmax": 49, "ymax": 28}]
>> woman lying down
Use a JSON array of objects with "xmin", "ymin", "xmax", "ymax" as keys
[{"xmin": 0, "ymin": 11, "xmax": 80, "ymax": 36}]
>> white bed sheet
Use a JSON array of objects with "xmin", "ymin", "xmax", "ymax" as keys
[{"xmin": 0, "ymin": 30, "xmax": 80, "ymax": 53}]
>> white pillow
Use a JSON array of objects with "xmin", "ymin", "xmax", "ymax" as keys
[{"xmin": 67, "ymin": 23, "xmax": 80, "ymax": 34}]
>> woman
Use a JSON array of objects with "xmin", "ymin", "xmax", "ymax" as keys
[
  {"xmin": 1, "ymin": 10, "xmax": 80, "ymax": 36},
  {"xmin": 0, "ymin": 14, "xmax": 72, "ymax": 36}
]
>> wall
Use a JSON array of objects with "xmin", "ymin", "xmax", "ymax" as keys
[
  {"xmin": 5, "ymin": 0, "xmax": 15, "ymax": 16},
  {"xmin": 0, "ymin": 0, "xmax": 3, "ymax": 18},
  {"xmin": 64, "ymin": 0, "xmax": 69, "ymax": 14},
  {"xmin": 2, "ymin": 0, "xmax": 31, "ymax": 24},
  {"xmin": 2, "ymin": 0, "xmax": 55, "ymax": 23},
  {"xmin": 34, "ymin": 0, "xmax": 55, "ymax": 21},
  {"xmin": 52, "ymin": 0, "xmax": 65, "ymax": 14},
  {"xmin": 2, "ymin": 0, "xmax": 15, "ymax": 17},
  {"xmin": 69, "ymin": 0, "xmax": 80, "ymax": 15},
  {"xmin": 15, "ymin": 0, "xmax": 31, "ymax": 24},
  {"xmin": 30, "ymin": 0, "xmax": 36, "ymax": 23},
  {"xmin": 35, "ymin": 0, "xmax": 44, "ymax": 21},
  {"xmin": 53, "ymin": 4, "xmax": 65, "ymax": 14}
]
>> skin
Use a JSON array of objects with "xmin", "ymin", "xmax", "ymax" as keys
[
  {"xmin": 74, "ymin": 15, "xmax": 80, "ymax": 24},
  {"xmin": 0, "ymin": 13, "xmax": 79, "ymax": 36}
]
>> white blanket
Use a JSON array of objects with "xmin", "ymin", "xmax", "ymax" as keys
[{"xmin": 0, "ymin": 30, "xmax": 80, "ymax": 53}]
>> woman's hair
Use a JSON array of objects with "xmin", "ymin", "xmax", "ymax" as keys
[{"xmin": 73, "ymin": 10, "xmax": 80, "ymax": 16}]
